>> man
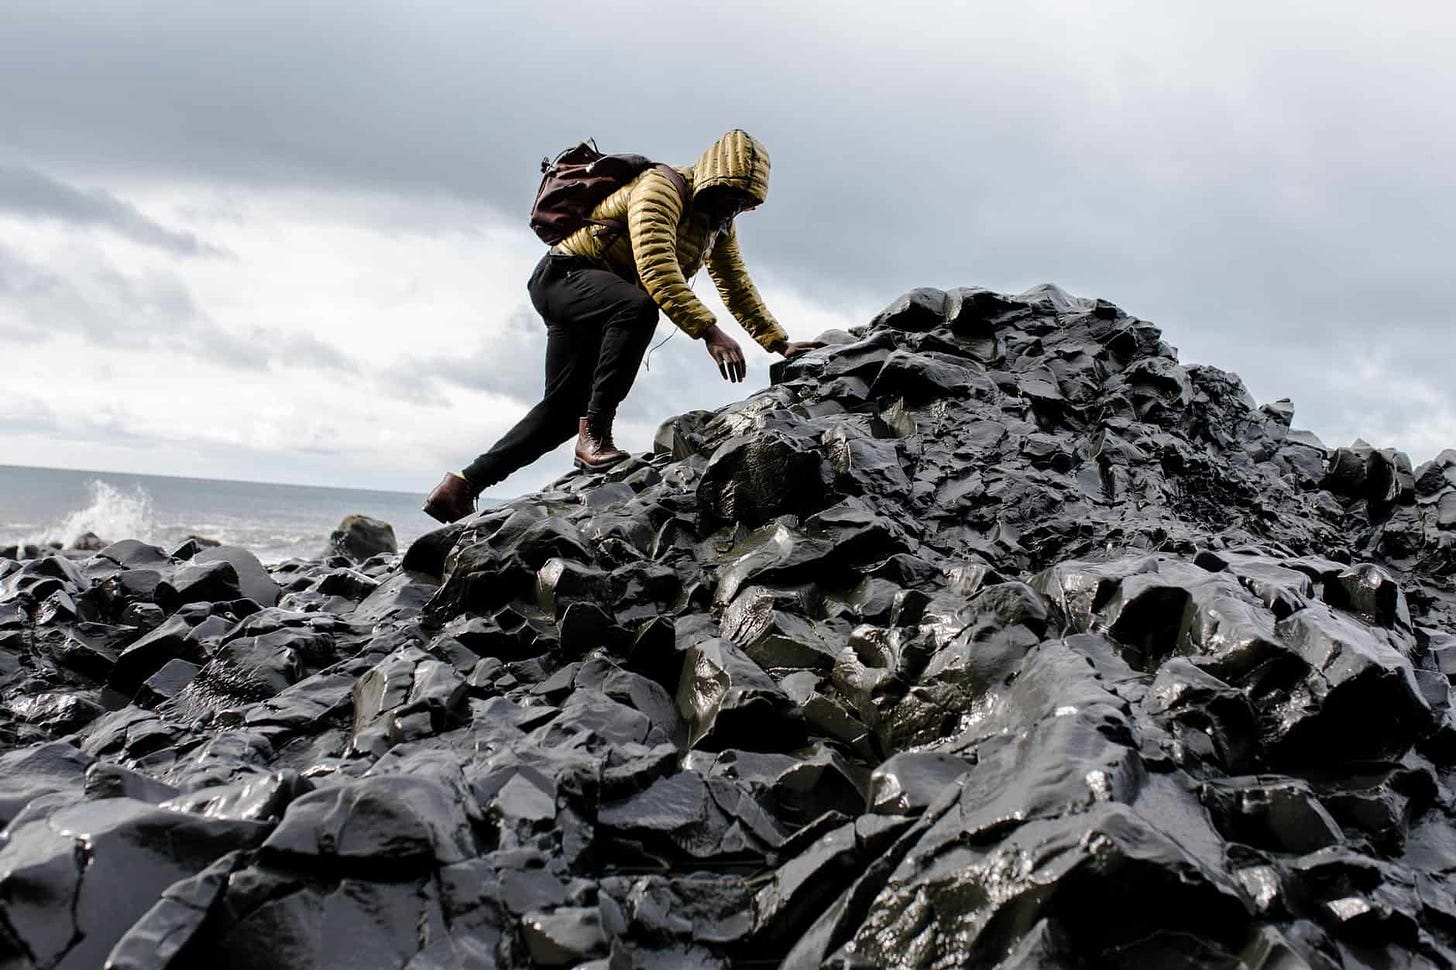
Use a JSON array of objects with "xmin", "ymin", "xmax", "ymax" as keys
[{"xmin": 423, "ymin": 129, "xmax": 820, "ymax": 523}]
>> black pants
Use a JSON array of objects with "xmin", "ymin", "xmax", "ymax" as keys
[{"xmin": 462, "ymin": 253, "xmax": 659, "ymax": 488}]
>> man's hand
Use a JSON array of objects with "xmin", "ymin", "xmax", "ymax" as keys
[
  {"xmin": 781, "ymin": 341, "xmax": 826, "ymax": 360},
  {"xmin": 703, "ymin": 324, "xmax": 746, "ymax": 382}
]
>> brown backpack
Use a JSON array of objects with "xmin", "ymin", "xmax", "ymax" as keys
[{"xmin": 529, "ymin": 140, "xmax": 688, "ymax": 245}]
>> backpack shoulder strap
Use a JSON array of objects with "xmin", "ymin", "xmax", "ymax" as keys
[
  {"xmin": 654, "ymin": 163, "xmax": 690, "ymax": 209},
  {"xmin": 591, "ymin": 163, "xmax": 693, "ymax": 248}
]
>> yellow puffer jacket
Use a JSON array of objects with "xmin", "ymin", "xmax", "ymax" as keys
[{"xmin": 555, "ymin": 130, "xmax": 789, "ymax": 353}]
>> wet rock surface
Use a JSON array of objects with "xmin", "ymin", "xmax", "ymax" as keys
[
  {"xmin": 3, "ymin": 282, "xmax": 1455, "ymax": 968},
  {"xmin": 329, "ymin": 514, "xmax": 398, "ymax": 562}
]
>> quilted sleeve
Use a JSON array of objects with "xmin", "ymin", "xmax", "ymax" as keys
[
  {"xmin": 629, "ymin": 169, "xmax": 716, "ymax": 338},
  {"xmin": 706, "ymin": 223, "xmax": 789, "ymax": 353}
]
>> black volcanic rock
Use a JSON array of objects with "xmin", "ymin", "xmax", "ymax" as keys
[
  {"xmin": 2, "ymin": 282, "xmax": 1455, "ymax": 968},
  {"xmin": 193, "ymin": 545, "xmax": 281, "ymax": 607},
  {"xmin": 0, "ymin": 798, "xmax": 266, "ymax": 970},
  {"xmin": 698, "ymin": 428, "xmax": 833, "ymax": 530},
  {"xmin": 69, "ymin": 531, "xmax": 107, "ymax": 552},
  {"xmin": 328, "ymin": 513, "xmax": 398, "ymax": 562}
]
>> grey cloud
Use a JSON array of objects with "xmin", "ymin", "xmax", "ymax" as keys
[
  {"xmin": 387, "ymin": 305, "xmax": 549, "ymax": 405},
  {"xmin": 0, "ymin": 164, "xmax": 222, "ymax": 256},
  {"xmin": 0, "ymin": 243, "xmax": 355, "ymax": 375},
  {"xmin": 0, "ymin": 1, "xmax": 1451, "ymax": 460},
  {"xmin": 0, "ymin": 397, "xmax": 60, "ymax": 436},
  {"xmin": 270, "ymin": 331, "xmax": 357, "ymax": 374},
  {"xmin": 0, "ymin": 245, "xmax": 195, "ymax": 345}
]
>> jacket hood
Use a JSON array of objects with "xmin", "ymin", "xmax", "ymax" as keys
[{"xmin": 691, "ymin": 129, "xmax": 770, "ymax": 206}]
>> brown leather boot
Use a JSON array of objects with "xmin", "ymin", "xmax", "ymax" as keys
[
  {"xmin": 422, "ymin": 472, "xmax": 479, "ymax": 524},
  {"xmin": 573, "ymin": 411, "xmax": 629, "ymax": 470}
]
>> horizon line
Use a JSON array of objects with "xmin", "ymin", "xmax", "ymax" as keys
[{"xmin": 0, "ymin": 460, "xmax": 455, "ymax": 500}]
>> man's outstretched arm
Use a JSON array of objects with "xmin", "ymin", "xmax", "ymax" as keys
[
  {"xmin": 704, "ymin": 223, "xmax": 792, "ymax": 354},
  {"xmin": 628, "ymin": 170, "xmax": 749, "ymax": 381},
  {"xmin": 628, "ymin": 169, "xmax": 716, "ymax": 338}
]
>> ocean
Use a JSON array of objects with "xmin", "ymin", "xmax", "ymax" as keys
[{"xmin": 0, "ymin": 464, "xmax": 452, "ymax": 563}]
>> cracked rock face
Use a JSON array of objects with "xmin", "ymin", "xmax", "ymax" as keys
[{"xmin": 3, "ymin": 282, "xmax": 1456, "ymax": 969}]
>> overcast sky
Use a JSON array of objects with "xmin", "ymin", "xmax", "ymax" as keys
[{"xmin": 2, "ymin": 1, "xmax": 1452, "ymax": 495}]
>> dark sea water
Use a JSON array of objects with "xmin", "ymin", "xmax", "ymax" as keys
[{"xmin": 0, "ymin": 464, "xmax": 449, "ymax": 563}]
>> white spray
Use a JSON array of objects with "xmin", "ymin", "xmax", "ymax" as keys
[{"xmin": 32, "ymin": 480, "xmax": 157, "ymax": 548}]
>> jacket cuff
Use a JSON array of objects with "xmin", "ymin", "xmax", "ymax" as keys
[
  {"xmin": 759, "ymin": 331, "xmax": 789, "ymax": 354},
  {"xmin": 677, "ymin": 316, "xmax": 713, "ymax": 340}
]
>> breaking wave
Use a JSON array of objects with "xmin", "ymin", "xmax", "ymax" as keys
[
  {"xmin": 4, "ymin": 467, "xmax": 429, "ymax": 563},
  {"xmin": 33, "ymin": 479, "xmax": 157, "ymax": 548},
  {"xmin": 20, "ymin": 479, "xmax": 355, "ymax": 562}
]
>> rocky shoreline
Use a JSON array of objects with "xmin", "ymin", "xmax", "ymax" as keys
[{"xmin": 2, "ymin": 283, "xmax": 1455, "ymax": 968}]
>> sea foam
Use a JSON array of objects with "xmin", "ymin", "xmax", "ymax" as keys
[{"xmin": 35, "ymin": 479, "xmax": 157, "ymax": 548}]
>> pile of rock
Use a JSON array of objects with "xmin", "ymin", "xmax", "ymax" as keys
[{"xmin": 2, "ymin": 283, "xmax": 1454, "ymax": 969}]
